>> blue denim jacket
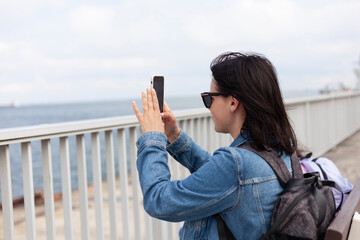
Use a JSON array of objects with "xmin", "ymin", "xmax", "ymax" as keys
[{"xmin": 136, "ymin": 130, "xmax": 293, "ymax": 240}]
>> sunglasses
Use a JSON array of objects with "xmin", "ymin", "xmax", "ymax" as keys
[{"xmin": 201, "ymin": 92, "xmax": 229, "ymax": 108}]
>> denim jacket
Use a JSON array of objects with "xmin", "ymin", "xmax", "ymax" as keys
[{"xmin": 136, "ymin": 130, "xmax": 293, "ymax": 240}]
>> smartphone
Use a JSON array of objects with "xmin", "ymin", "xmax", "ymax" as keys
[{"xmin": 151, "ymin": 75, "xmax": 164, "ymax": 112}]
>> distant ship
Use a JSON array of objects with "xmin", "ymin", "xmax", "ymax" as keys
[
  {"xmin": 319, "ymin": 82, "xmax": 352, "ymax": 94},
  {"xmin": 0, "ymin": 101, "xmax": 18, "ymax": 108}
]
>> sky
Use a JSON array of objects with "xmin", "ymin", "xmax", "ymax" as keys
[{"xmin": 0, "ymin": 0, "xmax": 359, "ymax": 105}]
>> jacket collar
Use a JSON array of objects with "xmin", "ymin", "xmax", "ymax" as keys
[{"xmin": 230, "ymin": 129, "xmax": 249, "ymax": 147}]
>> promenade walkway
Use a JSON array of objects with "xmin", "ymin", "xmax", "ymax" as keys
[
  {"xmin": 1, "ymin": 130, "xmax": 360, "ymax": 239},
  {"xmin": 323, "ymin": 129, "xmax": 360, "ymax": 185}
]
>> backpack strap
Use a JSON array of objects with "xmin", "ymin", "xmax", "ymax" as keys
[
  {"xmin": 321, "ymin": 180, "xmax": 344, "ymax": 212},
  {"xmin": 309, "ymin": 157, "xmax": 346, "ymax": 210},
  {"xmin": 304, "ymin": 152, "xmax": 313, "ymax": 158},
  {"xmin": 312, "ymin": 158, "xmax": 329, "ymax": 180},
  {"xmin": 239, "ymin": 144, "xmax": 302, "ymax": 187},
  {"xmin": 289, "ymin": 151, "xmax": 303, "ymax": 178}
]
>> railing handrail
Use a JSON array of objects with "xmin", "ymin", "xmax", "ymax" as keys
[
  {"xmin": 0, "ymin": 115, "xmax": 138, "ymax": 145},
  {"xmin": 284, "ymin": 91, "xmax": 360, "ymax": 105}
]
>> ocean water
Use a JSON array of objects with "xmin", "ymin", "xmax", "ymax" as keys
[{"xmin": 0, "ymin": 91, "xmax": 320, "ymax": 201}]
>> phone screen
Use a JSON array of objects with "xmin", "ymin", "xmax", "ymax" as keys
[{"xmin": 151, "ymin": 76, "xmax": 164, "ymax": 112}]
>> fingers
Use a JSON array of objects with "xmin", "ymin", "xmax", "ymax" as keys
[
  {"xmin": 138, "ymin": 88, "xmax": 160, "ymax": 115},
  {"xmin": 152, "ymin": 88, "xmax": 160, "ymax": 112},
  {"xmin": 161, "ymin": 111, "xmax": 168, "ymax": 119},
  {"xmin": 132, "ymin": 101, "xmax": 142, "ymax": 121},
  {"xmin": 163, "ymin": 101, "xmax": 171, "ymax": 112},
  {"xmin": 162, "ymin": 102, "xmax": 173, "ymax": 120},
  {"xmin": 147, "ymin": 88, "xmax": 154, "ymax": 111},
  {"xmin": 133, "ymin": 89, "xmax": 165, "ymax": 134},
  {"xmin": 141, "ymin": 91, "xmax": 147, "ymax": 113}
]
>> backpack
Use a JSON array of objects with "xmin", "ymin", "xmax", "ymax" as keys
[
  {"xmin": 300, "ymin": 153, "xmax": 353, "ymax": 209},
  {"xmin": 216, "ymin": 145, "xmax": 343, "ymax": 240}
]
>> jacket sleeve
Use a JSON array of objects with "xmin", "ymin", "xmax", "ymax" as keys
[
  {"xmin": 166, "ymin": 130, "xmax": 212, "ymax": 173},
  {"xmin": 136, "ymin": 131, "xmax": 240, "ymax": 222}
]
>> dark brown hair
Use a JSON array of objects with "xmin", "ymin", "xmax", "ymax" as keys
[{"xmin": 210, "ymin": 52, "xmax": 297, "ymax": 155}]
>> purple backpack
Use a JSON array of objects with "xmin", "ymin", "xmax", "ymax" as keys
[{"xmin": 300, "ymin": 153, "xmax": 354, "ymax": 209}]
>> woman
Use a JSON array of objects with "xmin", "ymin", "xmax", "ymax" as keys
[{"xmin": 132, "ymin": 52, "xmax": 297, "ymax": 239}]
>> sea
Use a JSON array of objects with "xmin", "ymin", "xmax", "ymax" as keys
[{"xmin": 0, "ymin": 90, "xmax": 319, "ymax": 202}]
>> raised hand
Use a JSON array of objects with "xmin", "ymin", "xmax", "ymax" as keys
[{"xmin": 132, "ymin": 88, "xmax": 164, "ymax": 134}]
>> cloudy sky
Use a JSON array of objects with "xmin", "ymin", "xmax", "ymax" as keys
[{"xmin": 0, "ymin": 0, "xmax": 359, "ymax": 105}]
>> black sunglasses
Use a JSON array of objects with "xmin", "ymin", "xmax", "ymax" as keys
[{"xmin": 201, "ymin": 92, "xmax": 229, "ymax": 108}]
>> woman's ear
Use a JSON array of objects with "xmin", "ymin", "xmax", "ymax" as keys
[{"xmin": 230, "ymin": 96, "xmax": 240, "ymax": 113}]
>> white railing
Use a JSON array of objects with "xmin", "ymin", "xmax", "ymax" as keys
[
  {"xmin": 1, "ymin": 92, "xmax": 360, "ymax": 240},
  {"xmin": 286, "ymin": 92, "xmax": 360, "ymax": 156}
]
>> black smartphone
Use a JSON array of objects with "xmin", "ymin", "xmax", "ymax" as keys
[{"xmin": 151, "ymin": 75, "xmax": 164, "ymax": 112}]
